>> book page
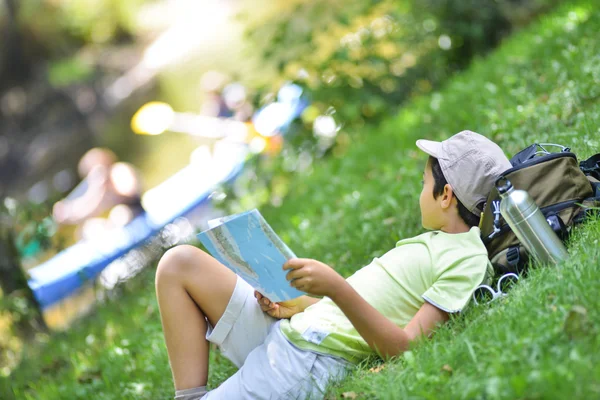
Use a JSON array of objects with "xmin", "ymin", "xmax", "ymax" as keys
[{"xmin": 198, "ymin": 209, "xmax": 304, "ymax": 302}]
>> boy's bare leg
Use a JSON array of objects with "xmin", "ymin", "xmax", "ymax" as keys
[{"xmin": 155, "ymin": 244, "xmax": 238, "ymax": 390}]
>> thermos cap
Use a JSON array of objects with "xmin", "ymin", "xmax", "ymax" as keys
[
  {"xmin": 496, "ymin": 178, "xmax": 539, "ymax": 218},
  {"xmin": 496, "ymin": 177, "xmax": 513, "ymax": 195}
]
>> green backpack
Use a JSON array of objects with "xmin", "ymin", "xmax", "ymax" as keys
[{"xmin": 479, "ymin": 144, "xmax": 600, "ymax": 276}]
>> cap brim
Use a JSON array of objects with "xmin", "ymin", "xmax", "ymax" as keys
[{"xmin": 416, "ymin": 139, "xmax": 443, "ymax": 158}]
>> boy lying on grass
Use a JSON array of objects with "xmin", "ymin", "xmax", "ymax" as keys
[{"xmin": 155, "ymin": 130, "xmax": 512, "ymax": 399}]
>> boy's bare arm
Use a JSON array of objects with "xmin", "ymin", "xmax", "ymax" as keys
[
  {"xmin": 330, "ymin": 283, "xmax": 448, "ymax": 360},
  {"xmin": 283, "ymin": 258, "xmax": 449, "ymax": 360}
]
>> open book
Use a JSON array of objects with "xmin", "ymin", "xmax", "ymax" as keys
[{"xmin": 197, "ymin": 209, "xmax": 305, "ymax": 302}]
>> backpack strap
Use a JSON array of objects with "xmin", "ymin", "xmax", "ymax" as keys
[
  {"xmin": 592, "ymin": 180, "xmax": 600, "ymax": 198},
  {"xmin": 506, "ymin": 246, "xmax": 521, "ymax": 268},
  {"xmin": 510, "ymin": 144, "xmax": 539, "ymax": 166},
  {"xmin": 572, "ymin": 178, "xmax": 600, "ymax": 225},
  {"xmin": 510, "ymin": 143, "xmax": 572, "ymax": 167},
  {"xmin": 491, "ymin": 246, "xmax": 529, "ymax": 275},
  {"xmin": 580, "ymin": 153, "xmax": 600, "ymax": 181}
]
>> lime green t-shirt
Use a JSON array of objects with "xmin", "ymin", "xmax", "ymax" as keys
[{"xmin": 279, "ymin": 227, "xmax": 492, "ymax": 364}]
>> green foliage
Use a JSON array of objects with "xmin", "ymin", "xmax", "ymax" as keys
[
  {"xmin": 243, "ymin": 0, "xmax": 560, "ymax": 126},
  {"xmin": 18, "ymin": 0, "xmax": 147, "ymax": 51},
  {"xmin": 0, "ymin": 201, "xmax": 50, "ymax": 375},
  {"xmin": 48, "ymin": 56, "xmax": 94, "ymax": 87},
  {"xmin": 0, "ymin": 0, "xmax": 148, "ymax": 88},
  {"xmin": 231, "ymin": 0, "xmax": 561, "ymax": 211},
  {"xmin": 4, "ymin": 0, "xmax": 600, "ymax": 398},
  {"xmin": 2, "ymin": 199, "xmax": 59, "ymax": 261}
]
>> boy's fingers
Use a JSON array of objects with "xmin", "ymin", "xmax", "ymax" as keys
[
  {"xmin": 283, "ymin": 258, "xmax": 313, "ymax": 270},
  {"xmin": 265, "ymin": 304, "xmax": 278, "ymax": 315},
  {"xmin": 266, "ymin": 306, "xmax": 279, "ymax": 318},
  {"xmin": 285, "ymin": 269, "xmax": 305, "ymax": 282},
  {"xmin": 255, "ymin": 292, "xmax": 275, "ymax": 307},
  {"xmin": 290, "ymin": 277, "xmax": 309, "ymax": 290}
]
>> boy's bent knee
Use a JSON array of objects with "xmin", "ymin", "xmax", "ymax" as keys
[{"xmin": 156, "ymin": 245, "xmax": 209, "ymax": 284}]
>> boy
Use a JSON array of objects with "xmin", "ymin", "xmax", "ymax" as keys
[{"xmin": 155, "ymin": 130, "xmax": 512, "ymax": 399}]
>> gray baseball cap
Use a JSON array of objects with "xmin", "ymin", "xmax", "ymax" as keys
[{"xmin": 416, "ymin": 130, "xmax": 512, "ymax": 216}]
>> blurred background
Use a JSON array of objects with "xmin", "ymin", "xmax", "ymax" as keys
[{"xmin": 0, "ymin": 0, "xmax": 561, "ymax": 376}]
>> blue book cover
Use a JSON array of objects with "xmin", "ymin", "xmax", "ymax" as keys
[{"xmin": 197, "ymin": 209, "xmax": 305, "ymax": 302}]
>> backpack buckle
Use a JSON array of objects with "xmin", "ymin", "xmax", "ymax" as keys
[
  {"xmin": 546, "ymin": 214, "xmax": 568, "ymax": 240},
  {"xmin": 485, "ymin": 200, "xmax": 503, "ymax": 242},
  {"xmin": 506, "ymin": 247, "xmax": 520, "ymax": 267},
  {"xmin": 580, "ymin": 154, "xmax": 600, "ymax": 181}
]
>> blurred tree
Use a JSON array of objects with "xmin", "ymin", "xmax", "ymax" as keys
[
  {"xmin": 0, "ymin": 0, "xmax": 148, "ymax": 90},
  {"xmin": 224, "ymin": 0, "xmax": 561, "ymax": 213},
  {"xmin": 0, "ymin": 0, "xmax": 32, "ymax": 90},
  {"xmin": 242, "ymin": 0, "xmax": 560, "ymax": 127},
  {"xmin": 0, "ymin": 205, "xmax": 47, "ymax": 337},
  {"xmin": 0, "ymin": 0, "xmax": 152, "ymax": 200}
]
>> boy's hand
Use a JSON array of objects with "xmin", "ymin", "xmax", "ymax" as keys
[
  {"xmin": 283, "ymin": 258, "xmax": 346, "ymax": 297},
  {"xmin": 254, "ymin": 291, "xmax": 310, "ymax": 319}
]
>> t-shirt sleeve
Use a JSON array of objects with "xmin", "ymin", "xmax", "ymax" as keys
[{"xmin": 422, "ymin": 255, "xmax": 489, "ymax": 313}]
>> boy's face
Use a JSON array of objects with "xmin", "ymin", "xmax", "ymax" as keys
[{"xmin": 419, "ymin": 159, "xmax": 443, "ymax": 230}]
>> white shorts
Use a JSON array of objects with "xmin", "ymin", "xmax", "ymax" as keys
[{"xmin": 203, "ymin": 276, "xmax": 352, "ymax": 400}]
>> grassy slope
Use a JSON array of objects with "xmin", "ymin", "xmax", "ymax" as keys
[
  {"xmin": 3, "ymin": 0, "xmax": 600, "ymax": 398},
  {"xmin": 262, "ymin": 1, "xmax": 600, "ymax": 398}
]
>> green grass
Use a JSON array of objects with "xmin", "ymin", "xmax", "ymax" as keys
[{"xmin": 3, "ymin": 0, "xmax": 600, "ymax": 398}]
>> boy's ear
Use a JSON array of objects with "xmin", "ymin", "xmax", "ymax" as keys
[{"xmin": 440, "ymin": 184, "xmax": 455, "ymax": 209}]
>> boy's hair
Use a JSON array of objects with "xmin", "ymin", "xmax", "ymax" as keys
[{"xmin": 430, "ymin": 156, "xmax": 482, "ymax": 227}]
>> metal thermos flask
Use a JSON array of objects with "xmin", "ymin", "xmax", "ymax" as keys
[{"xmin": 496, "ymin": 179, "xmax": 569, "ymax": 264}]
